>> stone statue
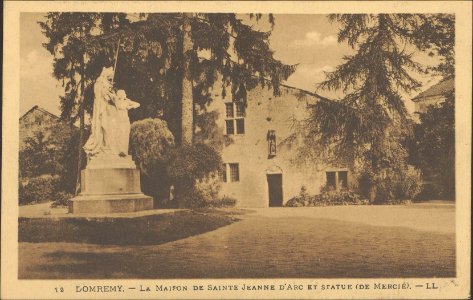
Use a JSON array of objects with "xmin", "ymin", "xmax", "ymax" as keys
[
  {"xmin": 115, "ymin": 89, "xmax": 140, "ymax": 156},
  {"xmin": 84, "ymin": 68, "xmax": 140, "ymax": 158},
  {"xmin": 83, "ymin": 67, "xmax": 139, "ymax": 168},
  {"xmin": 70, "ymin": 66, "xmax": 153, "ymax": 214}
]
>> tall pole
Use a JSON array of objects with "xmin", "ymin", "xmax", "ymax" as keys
[{"xmin": 112, "ymin": 37, "xmax": 121, "ymax": 86}]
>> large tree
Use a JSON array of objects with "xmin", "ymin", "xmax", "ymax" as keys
[
  {"xmin": 410, "ymin": 92, "xmax": 455, "ymax": 199},
  {"xmin": 40, "ymin": 13, "xmax": 295, "ymax": 193},
  {"xmin": 297, "ymin": 14, "xmax": 454, "ymax": 201},
  {"xmin": 39, "ymin": 13, "xmax": 115, "ymax": 193},
  {"xmin": 40, "ymin": 14, "xmax": 295, "ymax": 155},
  {"xmin": 113, "ymin": 13, "xmax": 296, "ymax": 144}
]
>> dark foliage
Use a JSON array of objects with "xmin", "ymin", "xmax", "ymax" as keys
[
  {"xmin": 39, "ymin": 13, "xmax": 295, "ymax": 141},
  {"xmin": 19, "ymin": 175, "xmax": 60, "ymax": 205},
  {"xmin": 410, "ymin": 92, "xmax": 455, "ymax": 199},
  {"xmin": 19, "ymin": 122, "xmax": 82, "ymax": 201},
  {"xmin": 285, "ymin": 186, "xmax": 369, "ymax": 207},
  {"xmin": 293, "ymin": 14, "xmax": 453, "ymax": 202},
  {"xmin": 200, "ymin": 196, "xmax": 237, "ymax": 208},
  {"xmin": 50, "ymin": 192, "xmax": 74, "ymax": 208},
  {"xmin": 165, "ymin": 143, "xmax": 222, "ymax": 208},
  {"xmin": 129, "ymin": 118, "xmax": 175, "ymax": 206}
]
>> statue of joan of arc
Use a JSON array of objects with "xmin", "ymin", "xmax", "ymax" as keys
[{"xmin": 83, "ymin": 67, "xmax": 139, "ymax": 158}]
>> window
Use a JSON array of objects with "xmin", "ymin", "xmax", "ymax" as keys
[
  {"xmin": 220, "ymin": 164, "xmax": 227, "ymax": 182},
  {"xmin": 326, "ymin": 170, "xmax": 348, "ymax": 191},
  {"xmin": 236, "ymin": 119, "xmax": 245, "ymax": 134},
  {"xmin": 221, "ymin": 163, "xmax": 239, "ymax": 182},
  {"xmin": 338, "ymin": 171, "xmax": 348, "ymax": 189},
  {"xmin": 229, "ymin": 163, "xmax": 240, "ymax": 182},
  {"xmin": 326, "ymin": 172, "xmax": 336, "ymax": 190},
  {"xmin": 235, "ymin": 102, "xmax": 245, "ymax": 117},
  {"xmin": 226, "ymin": 120, "xmax": 234, "ymax": 135},
  {"xmin": 225, "ymin": 103, "xmax": 234, "ymax": 118},
  {"xmin": 225, "ymin": 102, "xmax": 245, "ymax": 135}
]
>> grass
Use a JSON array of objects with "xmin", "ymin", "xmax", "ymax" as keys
[
  {"xmin": 18, "ymin": 206, "xmax": 455, "ymax": 279},
  {"xmin": 19, "ymin": 210, "xmax": 238, "ymax": 245}
]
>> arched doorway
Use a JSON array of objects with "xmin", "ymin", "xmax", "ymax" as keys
[{"xmin": 266, "ymin": 166, "xmax": 283, "ymax": 207}]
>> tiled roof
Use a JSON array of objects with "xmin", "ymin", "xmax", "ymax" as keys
[
  {"xmin": 412, "ymin": 78, "xmax": 454, "ymax": 102},
  {"xmin": 20, "ymin": 105, "xmax": 60, "ymax": 120}
]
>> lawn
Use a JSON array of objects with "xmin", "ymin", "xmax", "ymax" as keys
[{"xmin": 18, "ymin": 204, "xmax": 455, "ymax": 279}]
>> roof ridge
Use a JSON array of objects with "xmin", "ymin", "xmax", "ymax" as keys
[
  {"xmin": 20, "ymin": 105, "xmax": 60, "ymax": 120},
  {"xmin": 412, "ymin": 78, "xmax": 454, "ymax": 101}
]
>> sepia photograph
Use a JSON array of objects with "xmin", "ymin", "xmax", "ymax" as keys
[{"xmin": 2, "ymin": 1, "xmax": 471, "ymax": 299}]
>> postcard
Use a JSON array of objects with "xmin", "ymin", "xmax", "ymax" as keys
[{"xmin": 2, "ymin": 1, "xmax": 471, "ymax": 299}]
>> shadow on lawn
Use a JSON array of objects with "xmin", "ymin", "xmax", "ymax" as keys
[{"xmin": 19, "ymin": 210, "xmax": 241, "ymax": 245}]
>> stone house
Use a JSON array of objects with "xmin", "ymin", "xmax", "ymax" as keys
[
  {"xmin": 19, "ymin": 105, "xmax": 76, "ymax": 179},
  {"xmin": 20, "ymin": 105, "xmax": 63, "ymax": 150},
  {"xmin": 205, "ymin": 84, "xmax": 351, "ymax": 207},
  {"xmin": 412, "ymin": 78, "xmax": 454, "ymax": 114}
]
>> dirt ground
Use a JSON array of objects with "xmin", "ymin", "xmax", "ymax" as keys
[{"xmin": 18, "ymin": 203, "xmax": 455, "ymax": 279}]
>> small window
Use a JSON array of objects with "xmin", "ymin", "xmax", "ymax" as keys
[
  {"xmin": 235, "ymin": 102, "xmax": 245, "ymax": 117},
  {"xmin": 220, "ymin": 164, "xmax": 227, "ymax": 182},
  {"xmin": 326, "ymin": 172, "xmax": 336, "ymax": 190},
  {"xmin": 225, "ymin": 103, "xmax": 234, "ymax": 118},
  {"xmin": 236, "ymin": 119, "xmax": 245, "ymax": 134},
  {"xmin": 338, "ymin": 171, "xmax": 348, "ymax": 189},
  {"xmin": 326, "ymin": 170, "xmax": 348, "ymax": 191},
  {"xmin": 229, "ymin": 163, "xmax": 239, "ymax": 182},
  {"xmin": 226, "ymin": 120, "xmax": 234, "ymax": 134}
]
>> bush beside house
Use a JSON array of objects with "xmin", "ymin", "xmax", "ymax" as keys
[
  {"xmin": 285, "ymin": 185, "xmax": 369, "ymax": 207},
  {"xmin": 19, "ymin": 107, "xmax": 79, "ymax": 206},
  {"xmin": 130, "ymin": 118, "xmax": 234, "ymax": 209}
]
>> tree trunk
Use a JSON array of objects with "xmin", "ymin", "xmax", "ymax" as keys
[
  {"xmin": 75, "ymin": 60, "xmax": 86, "ymax": 195},
  {"xmin": 180, "ymin": 13, "xmax": 194, "ymax": 145}
]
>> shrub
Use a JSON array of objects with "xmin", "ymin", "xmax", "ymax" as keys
[
  {"xmin": 285, "ymin": 186, "xmax": 369, "ymax": 207},
  {"xmin": 50, "ymin": 192, "xmax": 74, "ymax": 208},
  {"xmin": 130, "ymin": 118, "xmax": 175, "ymax": 174},
  {"xmin": 375, "ymin": 166, "xmax": 422, "ymax": 202},
  {"xmin": 129, "ymin": 118, "xmax": 175, "ymax": 206},
  {"xmin": 201, "ymin": 196, "xmax": 237, "ymax": 208},
  {"xmin": 415, "ymin": 182, "xmax": 445, "ymax": 201},
  {"xmin": 19, "ymin": 175, "xmax": 60, "ymax": 205},
  {"xmin": 166, "ymin": 143, "xmax": 222, "ymax": 208}
]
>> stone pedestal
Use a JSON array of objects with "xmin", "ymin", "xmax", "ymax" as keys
[{"xmin": 69, "ymin": 155, "xmax": 153, "ymax": 214}]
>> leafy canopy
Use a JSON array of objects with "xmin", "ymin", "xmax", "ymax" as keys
[{"xmin": 39, "ymin": 13, "xmax": 296, "ymax": 139}]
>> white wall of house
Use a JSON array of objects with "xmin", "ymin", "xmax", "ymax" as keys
[{"xmin": 206, "ymin": 84, "xmax": 335, "ymax": 207}]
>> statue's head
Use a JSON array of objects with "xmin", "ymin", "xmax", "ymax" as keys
[
  {"xmin": 100, "ymin": 67, "xmax": 114, "ymax": 83},
  {"xmin": 116, "ymin": 89, "xmax": 127, "ymax": 100}
]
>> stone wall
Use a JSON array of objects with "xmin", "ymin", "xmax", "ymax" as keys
[
  {"xmin": 206, "ymin": 84, "xmax": 348, "ymax": 207},
  {"xmin": 19, "ymin": 106, "xmax": 61, "ymax": 149}
]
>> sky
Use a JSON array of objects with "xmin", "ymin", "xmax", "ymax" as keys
[{"xmin": 20, "ymin": 13, "xmax": 442, "ymax": 116}]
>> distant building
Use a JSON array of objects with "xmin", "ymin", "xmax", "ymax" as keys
[
  {"xmin": 412, "ymin": 78, "xmax": 454, "ymax": 114},
  {"xmin": 206, "ymin": 83, "xmax": 350, "ymax": 207},
  {"xmin": 19, "ymin": 105, "xmax": 76, "ymax": 179},
  {"xmin": 19, "ymin": 105, "xmax": 64, "ymax": 150}
]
